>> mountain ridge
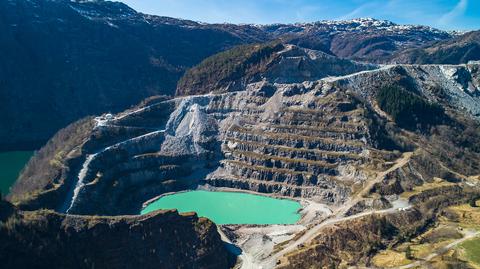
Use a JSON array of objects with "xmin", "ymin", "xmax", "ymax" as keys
[
  {"xmin": 2, "ymin": 0, "xmax": 478, "ymax": 151},
  {"xmin": 0, "ymin": 0, "xmax": 265, "ymax": 150}
]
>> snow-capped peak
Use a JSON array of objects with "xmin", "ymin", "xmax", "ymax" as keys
[{"xmin": 258, "ymin": 17, "xmax": 450, "ymax": 38}]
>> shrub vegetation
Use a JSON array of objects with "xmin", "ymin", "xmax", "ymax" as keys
[
  {"xmin": 176, "ymin": 42, "xmax": 284, "ymax": 95},
  {"xmin": 376, "ymin": 86, "xmax": 445, "ymax": 131}
]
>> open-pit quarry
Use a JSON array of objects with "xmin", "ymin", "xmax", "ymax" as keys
[{"xmin": 8, "ymin": 61, "xmax": 480, "ymax": 268}]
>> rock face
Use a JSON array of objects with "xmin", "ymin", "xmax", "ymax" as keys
[
  {"xmin": 12, "ymin": 61, "xmax": 480, "ymax": 217},
  {"xmin": 176, "ymin": 43, "xmax": 378, "ymax": 96},
  {"xmin": 0, "ymin": 199, "xmax": 232, "ymax": 269},
  {"xmin": 14, "ymin": 81, "xmax": 372, "ymax": 215}
]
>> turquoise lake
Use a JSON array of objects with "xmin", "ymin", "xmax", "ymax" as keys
[
  {"xmin": 141, "ymin": 190, "xmax": 302, "ymax": 225},
  {"xmin": 0, "ymin": 151, "xmax": 34, "ymax": 195}
]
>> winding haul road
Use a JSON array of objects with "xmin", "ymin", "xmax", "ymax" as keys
[
  {"xmin": 395, "ymin": 230, "xmax": 480, "ymax": 269},
  {"xmin": 232, "ymin": 152, "xmax": 414, "ymax": 269},
  {"xmin": 99, "ymin": 100, "xmax": 418, "ymax": 269}
]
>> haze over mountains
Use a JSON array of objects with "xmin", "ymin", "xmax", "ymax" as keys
[{"xmin": 1, "ymin": 0, "xmax": 479, "ymax": 151}]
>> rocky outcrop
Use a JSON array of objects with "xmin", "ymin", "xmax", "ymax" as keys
[
  {"xmin": 176, "ymin": 43, "xmax": 286, "ymax": 96},
  {"xmin": 408, "ymin": 184, "xmax": 479, "ymax": 210},
  {"xmin": 176, "ymin": 44, "xmax": 377, "ymax": 96},
  {"xmin": 12, "ymin": 63, "xmax": 480, "ymax": 217},
  {"xmin": 332, "ymin": 64, "xmax": 480, "ymax": 118},
  {"xmin": 278, "ymin": 209, "xmax": 427, "ymax": 268},
  {"xmin": 0, "ymin": 200, "xmax": 232, "ymax": 269},
  {"xmin": 344, "ymin": 197, "xmax": 392, "ymax": 216},
  {"xmin": 371, "ymin": 150, "xmax": 467, "ymax": 196}
]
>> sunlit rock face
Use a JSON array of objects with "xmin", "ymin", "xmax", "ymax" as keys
[{"xmin": 14, "ymin": 61, "xmax": 479, "ymax": 216}]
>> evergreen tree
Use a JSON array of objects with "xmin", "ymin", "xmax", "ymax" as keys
[{"xmin": 376, "ymin": 86, "xmax": 445, "ymax": 130}]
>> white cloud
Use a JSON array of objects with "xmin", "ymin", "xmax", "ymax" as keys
[
  {"xmin": 336, "ymin": 1, "xmax": 383, "ymax": 20},
  {"xmin": 118, "ymin": 0, "xmax": 474, "ymax": 30},
  {"xmin": 438, "ymin": 0, "xmax": 468, "ymax": 25},
  {"xmin": 337, "ymin": 4, "xmax": 369, "ymax": 20}
]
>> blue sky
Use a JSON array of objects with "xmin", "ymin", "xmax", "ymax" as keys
[{"xmin": 119, "ymin": 0, "xmax": 479, "ymax": 31}]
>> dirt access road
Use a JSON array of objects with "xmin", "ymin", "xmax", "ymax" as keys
[{"xmin": 256, "ymin": 152, "xmax": 413, "ymax": 269}]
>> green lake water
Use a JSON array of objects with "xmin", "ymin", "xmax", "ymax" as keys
[
  {"xmin": 141, "ymin": 190, "xmax": 302, "ymax": 225},
  {"xmin": 0, "ymin": 151, "xmax": 34, "ymax": 195}
]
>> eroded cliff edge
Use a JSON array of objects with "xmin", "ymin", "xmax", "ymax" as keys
[
  {"xmin": 0, "ymin": 198, "xmax": 233, "ymax": 269},
  {"xmin": 11, "ymin": 61, "xmax": 480, "ymax": 212},
  {"xmin": 7, "ymin": 54, "xmax": 480, "ymax": 268}
]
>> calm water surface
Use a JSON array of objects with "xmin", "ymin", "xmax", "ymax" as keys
[
  {"xmin": 0, "ymin": 151, "xmax": 34, "ymax": 195},
  {"xmin": 141, "ymin": 190, "xmax": 301, "ymax": 225}
]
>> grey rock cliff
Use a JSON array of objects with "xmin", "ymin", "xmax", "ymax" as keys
[{"xmin": 12, "ymin": 62, "xmax": 480, "ymax": 216}]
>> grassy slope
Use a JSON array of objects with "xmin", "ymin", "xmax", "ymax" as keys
[{"xmin": 460, "ymin": 238, "xmax": 480, "ymax": 267}]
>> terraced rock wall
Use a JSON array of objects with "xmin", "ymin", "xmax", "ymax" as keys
[{"xmin": 12, "ymin": 63, "xmax": 480, "ymax": 217}]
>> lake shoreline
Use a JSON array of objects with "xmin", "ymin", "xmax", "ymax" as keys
[
  {"xmin": 141, "ymin": 184, "xmax": 306, "ymax": 210},
  {"xmin": 140, "ymin": 189, "xmax": 302, "ymax": 225},
  {"xmin": 0, "ymin": 151, "xmax": 34, "ymax": 196}
]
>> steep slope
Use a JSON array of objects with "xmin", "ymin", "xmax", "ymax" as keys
[
  {"xmin": 0, "ymin": 0, "xmax": 265, "ymax": 150},
  {"xmin": 8, "ymin": 60, "xmax": 480, "ymax": 268},
  {"xmin": 0, "ymin": 199, "xmax": 232, "ymax": 269},
  {"xmin": 261, "ymin": 18, "xmax": 452, "ymax": 62},
  {"xmin": 390, "ymin": 31, "xmax": 480, "ymax": 64},
  {"xmin": 177, "ymin": 43, "xmax": 378, "ymax": 96},
  {"xmin": 10, "ymin": 63, "xmax": 480, "ymax": 214},
  {"xmin": 0, "ymin": 1, "xmax": 460, "ymax": 151}
]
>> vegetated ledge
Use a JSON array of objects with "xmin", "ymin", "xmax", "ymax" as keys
[
  {"xmin": 277, "ymin": 182, "xmax": 480, "ymax": 269},
  {"xmin": 1, "ymin": 112, "xmax": 235, "ymax": 269},
  {"xmin": 7, "ymin": 117, "xmax": 96, "ymax": 211},
  {"xmin": 176, "ymin": 42, "xmax": 286, "ymax": 96},
  {"xmin": 0, "ymin": 198, "xmax": 234, "ymax": 269}
]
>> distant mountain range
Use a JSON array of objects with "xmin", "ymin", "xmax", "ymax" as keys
[
  {"xmin": 259, "ymin": 17, "xmax": 453, "ymax": 62},
  {"xmin": 1, "ymin": 0, "xmax": 479, "ymax": 150},
  {"xmin": 390, "ymin": 30, "xmax": 480, "ymax": 64}
]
